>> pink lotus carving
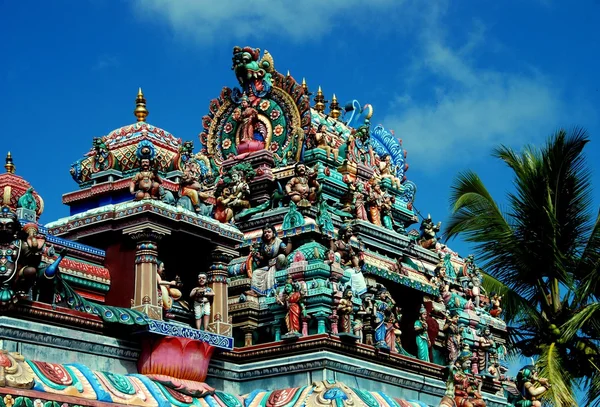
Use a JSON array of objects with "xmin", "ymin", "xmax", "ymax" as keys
[{"xmin": 138, "ymin": 337, "xmax": 215, "ymax": 382}]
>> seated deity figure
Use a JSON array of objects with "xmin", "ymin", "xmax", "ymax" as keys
[
  {"xmin": 488, "ymin": 292, "xmax": 503, "ymax": 318},
  {"xmin": 130, "ymin": 157, "xmax": 161, "ymax": 200},
  {"xmin": 156, "ymin": 261, "xmax": 182, "ymax": 312},
  {"xmin": 285, "ymin": 163, "xmax": 320, "ymax": 208},
  {"xmin": 312, "ymin": 124, "xmax": 338, "ymax": 162},
  {"xmin": 378, "ymin": 154, "xmax": 401, "ymax": 189},
  {"xmin": 179, "ymin": 162, "xmax": 213, "ymax": 213},
  {"xmin": 228, "ymin": 169, "xmax": 251, "ymax": 212},
  {"xmin": 190, "ymin": 273, "xmax": 214, "ymax": 330},
  {"xmin": 446, "ymin": 361, "xmax": 487, "ymax": 407},
  {"xmin": 247, "ymin": 224, "xmax": 292, "ymax": 296},
  {"xmin": 330, "ymin": 224, "xmax": 366, "ymax": 297}
]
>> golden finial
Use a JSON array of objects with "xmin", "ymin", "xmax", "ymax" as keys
[
  {"xmin": 4, "ymin": 152, "xmax": 15, "ymax": 174},
  {"xmin": 134, "ymin": 87, "xmax": 149, "ymax": 122},
  {"xmin": 286, "ymin": 70, "xmax": 291, "ymax": 77},
  {"xmin": 314, "ymin": 86, "xmax": 327, "ymax": 113},
  {"xmin": 330, "ymin": 94, "xmax": 341, "ymax": 119},
  {"xmin": 302, "ymin": 78, "xmax": 308, "ymax": 93}
]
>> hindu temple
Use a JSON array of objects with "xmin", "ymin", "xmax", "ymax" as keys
[{"xmin": 0, "ymin": 46, "xmax": 548, "ymax": 407}]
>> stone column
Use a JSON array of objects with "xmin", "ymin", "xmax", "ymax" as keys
[
  {"xmin": 123, "ymin": 224, "xmax": 171, "ymax": 320},
  {"xmin": 242, "ymin": 326, "xmax": 254, "ymax": 347},
  {"xmin": 206, "ymin": 245, "xmax": 237, "ymax": 337},
  {"xmin": 315, "ymin": 311, "xmax": 328, "ymax": 334}
]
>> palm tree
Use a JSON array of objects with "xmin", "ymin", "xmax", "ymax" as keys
[{"xmin": 444, "ymin": 128, "xmax": 600, "ymax": 407}]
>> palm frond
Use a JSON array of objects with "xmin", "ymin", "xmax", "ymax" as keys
[
  {"xmin": 537, "ymin": 342, "xmax": 577, "ymax": 407},
  {"xmin": 561, "ymin": 303, "xmax": 600, "ymax": 342},
  {"xmin": 444, "ymin": 170, "xmax": 548, "ymax": 309},
  {"xmin": 575, "ymin": 208, "xmax": 600, "ymax": 304},
  {"xmin": 581, "ymin": 371, "xmax": 600, "ymax": 407}
]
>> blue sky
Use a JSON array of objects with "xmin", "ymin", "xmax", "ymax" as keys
[{"xmin": 1, "ymin": 0, "xmax": 599, "ymax": 399}]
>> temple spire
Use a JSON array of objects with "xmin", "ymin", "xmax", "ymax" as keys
[
  {"xmin": 314, "ymin": 86, "xmax": 327, "ymax": 113},
  {"xmin": 4, "ymin": 152, "xmax": 15, "ymax": 174},
  {"xmin": 330, "ymin": 94, "xmax": 341, "ymax": 119},
  {"xmin": 134, "ymin": 87, "xmax": 149, "ymax": 122}
]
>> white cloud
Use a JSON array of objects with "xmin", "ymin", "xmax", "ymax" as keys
[
  {"xmin": 383, "ymin": 4, "xmax": 566, "ymax": 169},
  {"xmin": 93, "ymin": 54, "xmax": 120, "ymax": 71},
  {"xmin": 134, "ymin": 0, "xmax": 395, "ymax": 43}
]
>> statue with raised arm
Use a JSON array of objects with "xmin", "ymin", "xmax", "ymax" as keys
[
  {"xmin": 504, "ymin": 365, "xmax": 551, "ymax": 407},
  {"xmin": 156, "ymin": 261, "xmax": 183, "ymax": 312},
  {"xmin": 418, "ymin": 215, "xmax": 442, "ymax": 250}
]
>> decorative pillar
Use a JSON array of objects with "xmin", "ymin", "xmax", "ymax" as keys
[
  {"xmin": 273, "ymin": 321, "xmax": 282, "ymax": 341},
  {"xmin": 301, "ymin": 315, "xmax": 310, "ymax": 337},
  {"xmin": 364, "ymin": 312, "xmax": 374, "ymax": 346},
  {"xmin": 242, "ymin": 326, "xmax": 254, "ymax": 347},
  {"xmin": 315, "ymin": 311, "xmax": 328, "ymax": 334},
  {"xmin": 206, "ymin": 245, "xmax": 236, "ymax": 337},
  {"xmin": 123, "ymin": 224, "xmax": 171, "ymax": 320}
]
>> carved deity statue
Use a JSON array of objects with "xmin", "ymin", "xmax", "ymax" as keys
[
  {"xmin": 312, "ymin": 124, "xmax": 338, "ymax": 162},
  {"xmin": 156, "ymin": 261, "xmax": 182, "ymax": 312},
  {"xmin": 415, "ymin": 305, "xmax": 431, "ymax": 362},
  {"xmin": 214, "ymin": 185, "xmax": 235, "ymax": 224},
  {"xmin": 16, "ymin": 188, "xmax": 37, "ymax": 212},
  {"xmin": 377, "ymin": 154, "xmax": 401, "ymax": 189},
  {"xmin": 381, "ymin": 189, "xmax": 396, "ymax": 231},
  {"xmin": 337, "ymin": 287, "xmax": 354, "ymax": 333},
  {"xmin": 504, "ymin": 365, "xmax": 551, "ymax": 407},
  {"xmin": 0, "ymin": 206, "xmax": 65, "ymax": 307},
  {"xmin": 330, "ymin": 224, "xmax": 366, "ymax": 297},
  {"xmin": 190, "ymin": 273, "xmax": 214, "ymax": 330},
  {"xmin": 477, "ymin": 327, "xmax": 497, "ymax": 375},
  {"xmin": 353, "ymin": 182, "xmax": 369, "ymax": 220},
  {"xmin": 247, "ymin": 224, "xmax": 292, "ymax": 296},
  {"xmin": 488, "ymin": 292, "xmax": 503, "ymax": 318},
  {"xmin": 178, "ymin": 161, "xmax": 213, "ymax": 214},
  {"xmin": 285, "ymin": 163, "xmax": 320, "ymax": 208},
  {"xmin": 418, "ymin": 215, "xmax": 442, "ymax": 250},
  {"xmin": 91, "ymin": 137, "xmax": 112, "ymax": 172},
  {"xmin": 228, "ymin": 169, "xmax": 251, "ymax": 211},
  {"xmin": 443, "ymin": 311, "xmax": 463, "ymax": 365},
  {"xmin": 277, "ymin": 277, "xmax": 305, "ymax": 336},
  {"xmin": 440, "ymin": 361, "xmax": 487, "ymax": 407},
  {"xmin": 367, "ymin": 181, "xmax": 385, "ymax": 226},
  {"xmin": 232, "ymin": 95, "xmax": 265, "ymax": 155},
  {"xmin": 130, "ymin": 158, "xmax": 162, "ymax": 200},
  {"xmin": 367, "ymin": 286, "xmax": 403, "ymax": 351}
]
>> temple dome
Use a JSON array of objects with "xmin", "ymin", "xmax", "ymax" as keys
[
  {"xmin": 70, "ymin": 89, "xmax": 186, "ymax": 186},
  {"xmin": 0, "ymin": 152, "xmax": 44, "ymax": 220}
]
